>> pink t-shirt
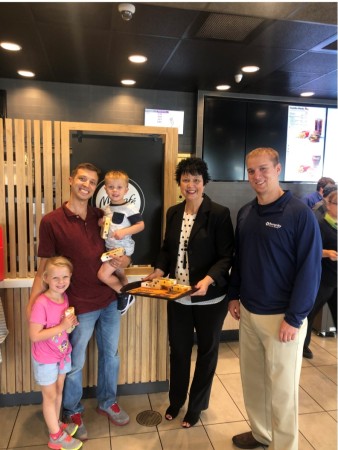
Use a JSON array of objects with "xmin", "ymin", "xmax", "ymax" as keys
[{"xmin": 30, "ymin": 293, "xmax": 72, "ymax": 367}]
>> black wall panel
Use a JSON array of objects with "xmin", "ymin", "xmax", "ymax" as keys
[
  {"xmin": 0, "ymin": 90, "xmax": 7, "ymax": 118},
  {"xmin": 70, "ymin": 134, "xmax": 164, "ymax": 265},
  {"xmin": 203, "ymin": 97, "xmax": 246, "ymax": 181}
]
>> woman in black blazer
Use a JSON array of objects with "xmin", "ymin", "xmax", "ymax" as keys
[{"xmin": 145, "ymin": 157, "xmax": 234, "ymax": 427}]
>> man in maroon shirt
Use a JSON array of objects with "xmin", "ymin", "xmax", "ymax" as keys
[{"xmin": 27, "ymin": 163, "xmax": 131, "ymax": 440}]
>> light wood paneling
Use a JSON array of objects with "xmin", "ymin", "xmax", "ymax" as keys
[
  {"xmin": 14, "ymin": 119, "xmax": 28, "ymax": 278},
  {"xmin": 26, "ymin": 120, "xmax": 35, "ymax": 277},
  {"xmin": 0, "ymin": 118, "xmax": 178, "ymax": 395},
  {"xmin": 1, "ymin": 119, "xmax": 58, "ymax": 279},
  {"xmin": 5, "ymin": 119, "xmax": 16, "ymax": 276},
  {"xmin": 33, "ymin": 120, "xmax": 43, "ymax": 258}
]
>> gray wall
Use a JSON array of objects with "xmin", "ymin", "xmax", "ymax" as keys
[
  {"xmin": 1, "ymin": 77, "xmax": 318, "ymax": 227},
  {"xmin": 0, "ymin": 77, "xmax": 196, "ymax": 154},
  {"xmin": 205, "ymin": 181, "xmax": 316, "ymax": 226}
]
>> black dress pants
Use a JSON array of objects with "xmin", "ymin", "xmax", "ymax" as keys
[
  {"xmin": 305, "ymin": 282, "xmax": 337, "ymax": 348},
  {"xmin": 167, "ymin": 297, "xmax": 228, "ymax": 414}
]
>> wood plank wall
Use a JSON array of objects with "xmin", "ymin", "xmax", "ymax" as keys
[{"xmin": 0, "ymin": 118, "xmax": 178, "ymax": 395}]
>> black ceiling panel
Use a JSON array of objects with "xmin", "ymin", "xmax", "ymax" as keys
[
  {"xmin": 30, "ymin": 2, "xmax": 114, "ymax": 30},
  {"xmin": 281, "ymin": 51, "xmax": 337, "ymax": 74},
  {"xmin": 0, "ymin": 2, "xmax": 336, "ymax": 99},
  {"xmin": 250, "ymin": 20, "xmax": 337, "ymax": 50}
]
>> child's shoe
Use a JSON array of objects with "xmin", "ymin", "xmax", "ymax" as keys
[
  {"xmin": 48, "ymin": 430, "xmax": 83, "ymax": 449},
  {"xmin": 63, "ymin": 413, "xmax": 87, "ymax": 441},
  {"xmin": 117, "ymin": 293, "xmax": 135, "ymax": 316},
  {"xmin": 59, "ymin": 421, "xmax": 78, "ymax": 436}
]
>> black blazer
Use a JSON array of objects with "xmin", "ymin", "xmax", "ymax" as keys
[{"xmin": 155, "ymin": 194, "xmax": 234, "ymax": 302}]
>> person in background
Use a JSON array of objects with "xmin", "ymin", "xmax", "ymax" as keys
[
  {"xmin": 29, "ymin": 256, "xmax": 82, "ymax": 450},
  {"xmin": 144, "ymin": 157, "xmax": 234, "ymax": 428},
  {"xmin": 27, "ymin": 163, "xmax": 131, "ymax": 441},
  {"xmin": 301, "ymin": 176, "xmax": 335, "ymax": 209},
  {"xmin": 98, "ymin": 170, "xmax": 144, "ymax": 315},
  {"xmin": 303, "ymin": 187, "xmax": 337, "ymax": 359},
  {"xmin": 228, "ymin": 148, "xmax": 322, "ymax": 450},
  {"xmin": 312, "ymin": 184, "xmax": 337, "ymax": 219}
]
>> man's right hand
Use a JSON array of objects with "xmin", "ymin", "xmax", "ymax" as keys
[{"xmin": 228, "ymin": 299, "xmax": 241, "ymax": 320}]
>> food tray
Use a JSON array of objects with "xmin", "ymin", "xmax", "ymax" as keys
[{"xmin": 121, "ymin": 281, "xmax": 197, "ymax": 300}]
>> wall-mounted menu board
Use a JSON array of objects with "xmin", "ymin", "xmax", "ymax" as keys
[
  {"xmin": 144, "ymin": 108, "xmax": 184, "ymax": 134},
  {"xmin": 284, "ymin": 105, "xmax": 327, "ymax": 181},
  {"xmin": 322, "ymin": 108, "xmax": 337, "ymax": 180},
  {"xmin": 202, "ymin": 96, "xmax": 336, "ymax": 182}
]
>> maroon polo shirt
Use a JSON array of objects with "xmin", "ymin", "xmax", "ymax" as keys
[{"xmin": 38, "ymin": 203, "xmax": 116, "ymax": 314}]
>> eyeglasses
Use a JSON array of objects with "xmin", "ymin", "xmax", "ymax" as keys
[{"xmin": 328, "ymin": 201, "xmax": 337, "ymax": 205}]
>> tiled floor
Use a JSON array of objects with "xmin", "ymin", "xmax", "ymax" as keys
[{"xmin": 1, "ymin": 333, "xmax": 336, "ymax": 450}]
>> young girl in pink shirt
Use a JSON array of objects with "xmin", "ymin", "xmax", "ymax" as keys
[{"xmin": 29, "ymin": 256, "xmax": 82, "ymax": 450}]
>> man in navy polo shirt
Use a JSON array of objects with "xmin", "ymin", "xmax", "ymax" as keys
[{"xmin": 228, "ymin": 148, "xmax": 322, "ymax": 450}]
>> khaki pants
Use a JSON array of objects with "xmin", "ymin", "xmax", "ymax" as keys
[{"xmin": 239, "ymin": 304, "xmax": 306, "ymax": 450}]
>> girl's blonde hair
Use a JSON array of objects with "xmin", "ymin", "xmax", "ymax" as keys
[
  {"xmin": 42, "ymin": 256, "xmax": 73, "ymax": 289},
  {"xmin": 104, "ymin": 170, "xmax": 129, "ymax": 185}
]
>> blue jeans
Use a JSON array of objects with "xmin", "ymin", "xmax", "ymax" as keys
[{"xmin": 63, "ymin": 300, "xmax": 121, "ymax": 415}]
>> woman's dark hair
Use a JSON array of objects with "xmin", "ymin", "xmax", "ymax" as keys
[{"xmin": 175, "ymin": 157, "xmax": 211, "ymax": 185}]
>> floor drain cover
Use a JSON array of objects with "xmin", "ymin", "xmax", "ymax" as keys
[{"xmin": 136, "ymin": 410, "xmax": 162, "ymax": 427}]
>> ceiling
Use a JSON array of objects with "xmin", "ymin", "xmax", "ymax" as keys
[{"xmin": 0, "ymin": 2, "xmax": 337, "ymax": 100}]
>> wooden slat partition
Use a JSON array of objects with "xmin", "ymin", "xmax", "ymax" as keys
[
  {"xmin": 26, "ymin": 120, "xmax": 35, "ymax": 277},
  {"xmin": 33, "ymin": 120, "xmax": 43, "ymax": 259},
  {"xmin": 1, "ymin": 119, "xmax": 58, "ymax": 279},
  {"xmin": 0, "ymin": 118, "xmax": 178, "ymax": 396},
  {"xmin": 5, "ymin": 119, "xmax": 16, "ymax": 276},
  {"xmin": 14, "ymin": 119, "xmax": 28, "ymax": 277},
  {"xmin": 42, "ymin": 121, "xmax": 54, "ymax": 214},
  {"xmin": 54, "ymin": 122, "xmax": 62, "ymax": 208}
]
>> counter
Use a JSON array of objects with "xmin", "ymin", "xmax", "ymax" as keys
[{"xmin": 0, "ymin": 266, "xmax": 238, "ymax": 402}]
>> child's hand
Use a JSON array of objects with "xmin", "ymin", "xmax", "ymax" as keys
[
  {"xmin": 112, "ymin": 229, "xmax": 126, "ymax": 240},
  {"xmin": 98, "ymin": 218, "xmax": 104, "ymax": 226},
  {"xmin": 108, "ymin": 255, "xmax": 123, "ymax": 269},
  {"xmin": 61, "ymin": 313, "xmax": 78, "ymax": 331}
]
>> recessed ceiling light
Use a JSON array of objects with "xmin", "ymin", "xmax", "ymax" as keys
[
  {"xmin": 128, "ymin": 55, "xmax": 147, "ymax": 63},
  {"xmin": 300, "ymin": 92, "xmax": 315, "ymax": 97},
  {"xmin": 121, "ymin": 79, "xmax": 136, "ymax": 85},
  {"xmin": 0, "ymin": 41, "xmax": 22, "ymax": 51},
  {"xmin": 241, "ymin": 66, "xmax": 260, "ymax": 73},
  {"xmin": 18, "ymin": 70, "xmax": 35, "ymax": 77},
  {"xmin": 216, "ymin": 84, "xmax": 231, "ymax": 91}
]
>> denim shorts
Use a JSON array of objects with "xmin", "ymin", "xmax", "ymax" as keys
[{"xmin": 32, "ymin": 356, "xmax": 72, "ymax": 386}]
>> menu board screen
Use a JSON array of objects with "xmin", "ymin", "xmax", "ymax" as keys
[
  {"xmin": 144, "ymin": 109, "xmax": 184, "ymax": 134},
  {"xmin": 201, "ymin": 95, "xmax": 336, "ymax": 182},
  {"xmin": 284, "ymin": 105, "xmax": 326, "ymax": 181},
  {"xmin": 323, "ymin": 108, "xmax": 337, "ymax": 180}
]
